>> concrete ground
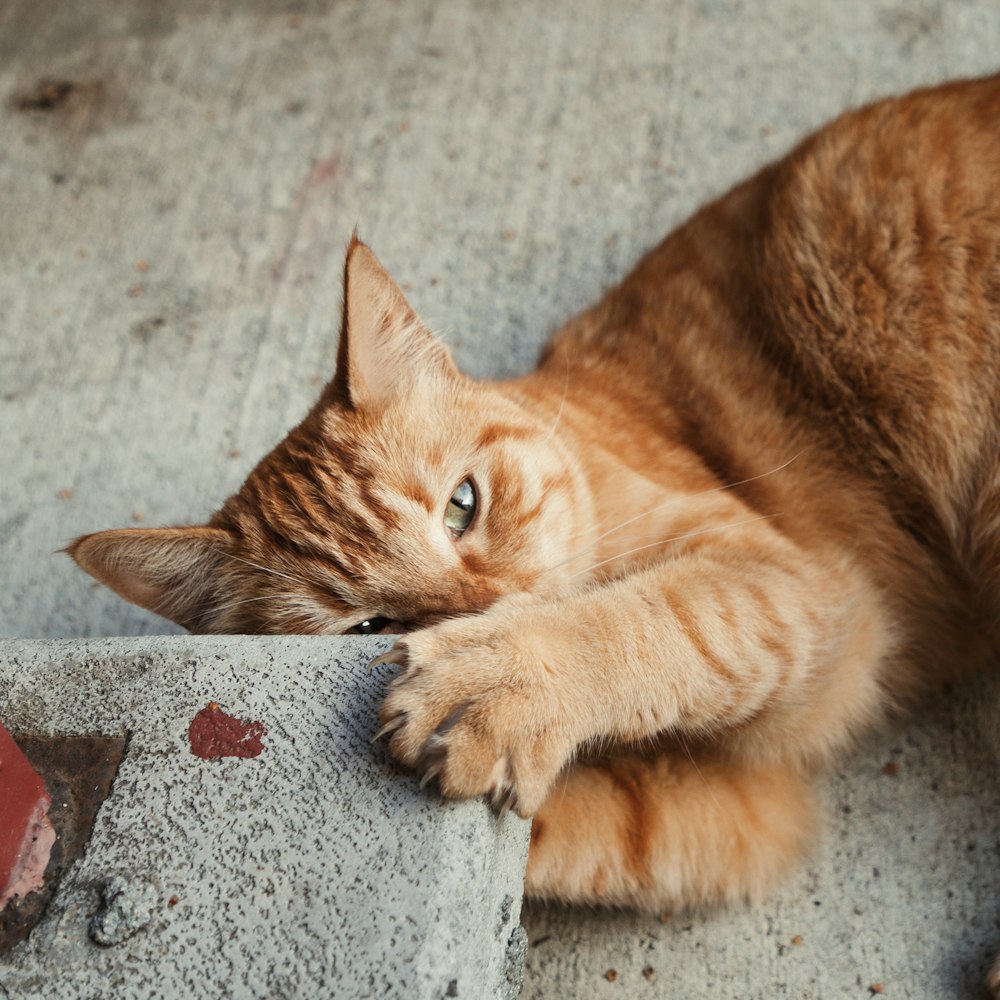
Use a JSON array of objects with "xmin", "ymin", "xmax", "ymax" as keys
[
  {"xmin": 2, "ymin": 0, "xmax": 1000, "ymax": 996},
  {"xmin": 0, "ymin": 637, "xmax": 529, "ymax": 1000}
]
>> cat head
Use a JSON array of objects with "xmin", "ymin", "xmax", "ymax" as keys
[{"xmin": 69, "ymin": 236, "xmax": 589, "ymax": 634}]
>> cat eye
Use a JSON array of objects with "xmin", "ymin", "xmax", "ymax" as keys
[
  {"xmin": 444, "ymin": 478, "xmax": 477, "ymax": 536},
  {"xmin": 348, "ymin": 617, "xmax": 392, "ymax": 635}
]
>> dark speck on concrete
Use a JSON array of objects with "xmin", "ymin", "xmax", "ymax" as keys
[
  {"xmin": 130, "ymin": 317, "xmax": 166, "ymax": 344},
  {"xmin": 14, "ymin": 79, "xmax": 76, "ymax": 111}
]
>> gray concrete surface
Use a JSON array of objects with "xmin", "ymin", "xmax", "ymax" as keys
[
  {"xmin": 3, "ymin": 0, "xmax": 1000, "ymax": 997},
  {"xmin": 0, "ymin": 636, "xmax": 530, "ymax": 1000},
  {"xmin": 523, "ymin": 669, "xmax": 1000, "ymax": 999}
]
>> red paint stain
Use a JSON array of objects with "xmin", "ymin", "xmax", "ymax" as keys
[{"xmin": 188, "ymin": 703, "xmax": 266, "ymax": 760}]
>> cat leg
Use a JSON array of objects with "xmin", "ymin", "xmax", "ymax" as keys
[
  {"xmin": 525, "ymin": 752, "xmax": 816, "ymax": 909},
  {"xmin": 378, "ymin": 522, "xmax": 891, "ymax": 816}
]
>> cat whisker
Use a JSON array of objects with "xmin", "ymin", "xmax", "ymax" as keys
[
  {"xmin": 211, "ymin": 549, "xmax": 314, "ymax": 589},
  {"xmin": 190, "ymin": 591, "xmax": 293, "ymax": 630},
  {"xmin": 546, "ymin": 452, "xmax": 803, "ymax": 576},
  {"xmin": 567, "ymin": 513, "xmax": 782, "ymax": 580},
  {"xmin": 540, "ymin": 353, "xmax": 571, "ymax": 446},
  {"xmin": 676, "ymin": 732, "xmax": 723, "ymax": 811},
  {"xmin": 202, "ymin": 590, "xmax": 304, "ymax": 619}
]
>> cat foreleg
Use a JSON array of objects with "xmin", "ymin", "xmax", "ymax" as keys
[{"xmin": 378, "ymin": 530, "xmax": 888, "ymax": 817}]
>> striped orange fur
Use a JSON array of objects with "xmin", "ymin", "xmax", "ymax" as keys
[{"xmin": 71, "ymin": 73, "xmax": 1000, "ymax": 990}]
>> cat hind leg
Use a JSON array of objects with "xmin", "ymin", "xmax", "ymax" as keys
[{"xmin": 524, "ymin": 751, "xmax": 817, "ymax": 910}]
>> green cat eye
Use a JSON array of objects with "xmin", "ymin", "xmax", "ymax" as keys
[{"xmin": 444, "ymin": 478, "xmax": 477, "ymax": 536}]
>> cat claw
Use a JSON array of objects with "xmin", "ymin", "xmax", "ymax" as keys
[
  {"xmin": 490, "ymin": 782, "xmax": 518, "ymax": 819},
  {"xmin": 417, "ymin": 732, "xmax": 449, "ymax": 789},
  {"xmin": 419, "ymin": 758, "xmax": 443, "ymax": 789},
  {"xmin": 367, "ymin": 645, "xmax": 409, "ymax": 673},
  {"xmin": 371, "ymin": 713, "xmax": 407, "ymax": 743},
  {"xmin": 489, "ymin": 755, "xmax": 518, "ymax": 818}
]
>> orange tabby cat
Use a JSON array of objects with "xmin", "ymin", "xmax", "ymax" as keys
[{"xmin": 70, "ymin": 74, "xmax": 1000, "ymax": 992}]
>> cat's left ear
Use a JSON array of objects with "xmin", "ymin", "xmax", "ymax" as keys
[
  {"xmin": 327, "ymin": 234, "xmax": 459, "ymax": 409},
  {"xmin": 66, "ymin": 525, "xmax": 236, "ymax": 632}
]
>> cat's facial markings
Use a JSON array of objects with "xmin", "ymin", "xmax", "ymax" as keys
[
  {"xmin": 69, "ymin": 236, "xmax": 594, "ymax": 635},
  {"xmin": 69, "ymin": 379, "xmax": 590, "ymax": 636}
]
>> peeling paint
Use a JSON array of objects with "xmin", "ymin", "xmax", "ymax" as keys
[{"xmin": 0, "ymin": 724, "xmax": 55, "ymax": 911}]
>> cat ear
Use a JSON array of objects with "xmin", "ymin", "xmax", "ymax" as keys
[
  {"xmin": 328, "ymin": 234, "xmax": 459, "ymax": 408},
  {"xmin": 67, "ymin": 526, "xmax": 235, "ymax": 632}
]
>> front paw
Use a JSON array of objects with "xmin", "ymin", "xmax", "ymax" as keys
[{"xmin": 373, "ymin": 608, "xmax": 573, "ymax": 818}]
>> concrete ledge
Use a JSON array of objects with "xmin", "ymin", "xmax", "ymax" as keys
[{"xmin": 0, "ymin": 637, "xmax": 530, "ymax": 1000}]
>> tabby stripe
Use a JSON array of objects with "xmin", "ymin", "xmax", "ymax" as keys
[
  {"xmin": 594, "ymin": 761, "xmax": 653, "ymax": 887},
  {"xmin": 399, "ymin": 480, "xmax": 436, "ymax": 513},
  {"xmin": 476, "ymin": 423, "xmax": 537, "ymax": 450},
  {"xmin": 666, "ymin": 588, "xmax": 739, "ymax": 684},
  {"xmin": 356, "ymin": 477, "xmax": 402, "ymax": 531},
  {"xmin": 322, "ymin": 438, "xmax": 369, "ymax": 483}
]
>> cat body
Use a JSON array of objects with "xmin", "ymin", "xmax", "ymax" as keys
[{"xmin": 71, "ymin": 73, "xmax": 1000, "ymax": 988}]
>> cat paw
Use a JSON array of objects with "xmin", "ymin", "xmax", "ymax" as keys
[{"xmin": 374, "ymin": 606, "xmax": 574, "ymax": 818}]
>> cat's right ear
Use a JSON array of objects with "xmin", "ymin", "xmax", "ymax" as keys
[
  {"xmin": 67, "ymin": 526, "xmax": 235, "ymax": 633},
  {"xmin": 326, "ymin": 233, "xmax": 459, "ymax": 409}
]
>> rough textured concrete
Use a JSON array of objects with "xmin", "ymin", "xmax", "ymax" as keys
[
  {"xmin": 3, "ymin": 1, "xmax": 1000, "ymax": 998},
  {"xmin": 523, "ymin": 669, "xmax": 1000, "ymax": 999},
  {"xmin": 0, "ymin": 637, "xmax": 530, "ymax": 999}
]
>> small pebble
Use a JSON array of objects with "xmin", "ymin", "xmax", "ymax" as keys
[
  {"xmin": 89, "ymin": 876, "xmax": 157, "ymax": 946},
  {"xmin": 791, "ymin": 935, "xmax": 803, "ymax": 946},
  {"xmin": 642, "ymin": 966, "xmax": 655, "ymax": 982},
  {"xmin": 604, "ymin": 969, "xmax": 618, "ymax": 982}
]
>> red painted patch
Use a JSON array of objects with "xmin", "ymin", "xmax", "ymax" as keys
[
  {"xmin": 188, "ymin": 703, "xmax": 266, "ymax": 760},
  {"xmin": 0, "ymin": 723, "xmax": 55, "ymax": 909}
]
